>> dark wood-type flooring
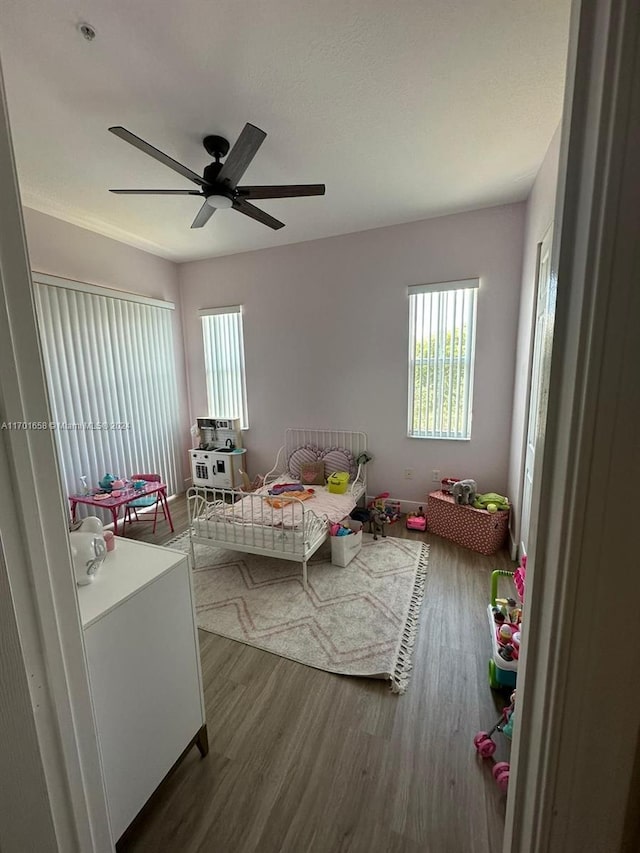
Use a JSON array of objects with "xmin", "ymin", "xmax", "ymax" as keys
[{"xmin": 119, "ymin": 494, "xmax": 513, "ymax": 853}]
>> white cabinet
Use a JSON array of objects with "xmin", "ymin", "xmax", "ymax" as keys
[
  {"xmin": 190, "ymin": 447, "xmax": 247, "ymax": 489},
  {"xmin": 77, "ymin": 539, "xmax": 206, "ymax": 844}
]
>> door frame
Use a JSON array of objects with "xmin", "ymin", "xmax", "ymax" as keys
[
  {"xmin": 519, "ymin": 222, "xmax": 554, "ymax": 559},
  {"xmin": 0, "ymin": 60, "xmax": 112, "ymax": 851},
  {"xmin": 504, "ymin": 0, "xmax": 640, "ymax": 850}
]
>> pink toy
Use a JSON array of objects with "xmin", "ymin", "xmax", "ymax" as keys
[
  {"xmin": 513, "ymin": 554, "xmax": 527, "ymax": 600},
  {"xmin": 440, "ymin": 477, "xmax": 460, "ymax": 494},
  {"xmin": 406, "ymin": 506, "xmax": 427, "ymax": 531},
  {"xmin": 474, "ymin": 692, "xmax": 516, "ymax": 793}
]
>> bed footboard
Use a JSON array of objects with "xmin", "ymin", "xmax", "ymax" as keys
[{"xmin": 187, "ymin": 485, "xmax": 327, "ymax": 555}]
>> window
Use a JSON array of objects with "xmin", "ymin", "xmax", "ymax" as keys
[
  {"xmin": 408, "ymin": 279, "xmax": 479, "ymax": 439},
  {"xmin": 33, "ymin": 275, "xmax": 182, "ymax": 502},
  {"xmin": 200, "ymin": 306, "xmax": 249, "ymax": 428}
]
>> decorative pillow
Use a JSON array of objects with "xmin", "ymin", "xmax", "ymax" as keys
[
  {"xmin": 299, "ymin": 461, "xmax": 325, "ymax": 486},
  {"xmin": 287, "ymin": 445, "xmax": 321, "ymax": 480},
  {"xmin": 320, "ymin": 447, "xmax": 357, "ymax": 480}
]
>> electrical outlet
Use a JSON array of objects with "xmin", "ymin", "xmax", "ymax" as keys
[
  {"xmin": 432, "ymin": 469, "xmax": 441, "ymax": 482},
  {"xmin": 404, "ymin": 468, "xmax": 414, "ymax": 479}
]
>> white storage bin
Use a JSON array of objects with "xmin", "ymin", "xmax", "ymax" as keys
[{"xmin": 330, "ymin": 527, "xmax": 362, "ymax": 567}]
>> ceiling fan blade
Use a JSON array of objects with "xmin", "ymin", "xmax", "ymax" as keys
[
  {"xmin": 191, "ymin": 201, "xmax": 216, "ymax": 229},
  {"xmin": 110, "ymin": 189, "xmax": 203, "ymax": 195},
  {"xmin": 236, "ymin": 184, "xmax": 326, "ymax": 199},
  {"xmin": 217, "ymin": 123, "xmax": 267, "ymax": 189},
  {"xmin": 232, "ymin": 199, "xmax": 285, "ymax": 230},
  {"xmin": 109, "ymin": 126, "xmax": 205, "ymax": 186}
]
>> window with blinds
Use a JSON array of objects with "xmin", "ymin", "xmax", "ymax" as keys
[
  {"xmin": 33, "ymin": 276, "xmax": 182, "ymax": 502},
  {"xmin": 408, "ymin": 279, "xmax": 479, "ymax": 440},
  {"xmin": 200, "ymin": 306, "xmax": 249, "ymax": 429}
]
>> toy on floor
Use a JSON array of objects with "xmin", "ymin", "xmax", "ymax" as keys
[
  {"xmin": 488, "ymin": 567, "xmax": 524, "ymax": 690},
  {"xmin": 369, "ymin": 492, "xmax": 400, "ymax": 524},
  {"xmin": 368, "ymin": 505, "xmax": 389, "ymax": 540},
  {"xmin": 406, "ymin": 506, "xmax": 427, "ymax": 531},
  {"xmin": 473, "ymin": 691, "xmax": 516, "ymax": 792},
  {"xmin": 451, "ymin": 478, "xmax": 477, "ymax": 505}
]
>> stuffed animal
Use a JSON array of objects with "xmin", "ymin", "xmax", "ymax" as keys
[
  {"xmin": 451, "ymin": 478, "xmax": 477, "ymax": 505},
  {"xmin": 369, "ymin": 505, "xmax": 389, "ymax": 540},
  {"xmin": 473, "ymin": 492, "xmax": 510, "ymax": 511},
  {"xmin": 69, "ymin": 516, "xmax": 107, "ymax": 586}
]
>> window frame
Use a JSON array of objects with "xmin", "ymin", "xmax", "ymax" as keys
[
  {"xmin": 407, "ymin": 278, "xmax": 479, "ymax": 440},
  {"xmin": 200, "ymin": 305, "xmax": 249, "ymax": 429}
]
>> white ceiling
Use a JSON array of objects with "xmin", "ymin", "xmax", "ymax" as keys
[{"xmin": 0, "ymin": 0, "xmax": 570, "ymax": 262}]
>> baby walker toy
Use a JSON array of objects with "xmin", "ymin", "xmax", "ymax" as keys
[
  {"xmin": 473, "ymin": 691, "xmax": 516, "ymax": 792},
  {"xmin": 487, "ymin": 560, "xmax": 525, "ymax": 690}
]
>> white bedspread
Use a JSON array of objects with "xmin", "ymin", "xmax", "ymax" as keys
[{"xmin": 199, "ymin": 478, "xmax": 364, "ymax": 529}]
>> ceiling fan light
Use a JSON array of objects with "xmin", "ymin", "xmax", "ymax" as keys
[{"xmin": 206, "ymin": 194, "xmax": 233, "ymax": 210}]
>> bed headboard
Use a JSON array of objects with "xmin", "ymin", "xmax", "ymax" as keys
[
  {"xmin": 283, "ymin": 428, "xmax": 368, "ymax": 489},
  {"xmin": 284, "ymin": 428, "xmax": 368, "ymax": 462}
]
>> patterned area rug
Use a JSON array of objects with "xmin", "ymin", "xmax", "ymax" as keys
[{"xmin": 167, "ymin": 532, "xmax": 428, "ymax": 693}]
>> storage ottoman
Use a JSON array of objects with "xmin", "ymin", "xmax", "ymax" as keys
[{"xmin": 426, "ymin": 490, "xmax": 509, "ymax": 555}]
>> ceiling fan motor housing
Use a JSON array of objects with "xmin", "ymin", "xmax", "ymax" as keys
[{"xmin": 203, "ymin": 135, "xmax": 230, "ymax": 160}]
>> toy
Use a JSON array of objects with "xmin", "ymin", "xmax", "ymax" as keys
[
  {"xmin": 327, "ymin": 471, "xmax": 350, "ymax": 494},
  {"xmin": 69, "ymin": 516, "xmax": 107, "ymax": 586},
  {"xmin": 406, "ymin": 506, "xmax": 427, "ymax": 531},
  {"xmin": 440, "ymin": 477, "xmax": 460, "ymax": 494},
  {"xmin": 487, "ymin": 569, "xmax": 523, "ymax": 689},
  {"xmin": 473, "ymin": 691, "xmax": 516, "ymax": 792},
  {"xmin": 383, "ymin": 500, "xmax": 401, "ymax": 523},
  {"xmin": 98, "ymin": 473, "xmax": 116, "ymax": 491},
  {"xmin": 368, "ymin": 505, "xmax": 389, "ymax": 540},
  {"xmin": 472, "ymin": 492, "xmax": 510, "ymax": 511},
  {"xmin": 513, "ymin": 554, "xmax": 527, "ymax": 600},
  {"xmin": 369, "ymin": 491, "xmax": 390, "ymax": 510},
  {"xmin": 451, "ymin": 478, "xmax": 477, "ymax": 505}
]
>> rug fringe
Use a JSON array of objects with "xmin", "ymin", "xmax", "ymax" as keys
[{"xmin": 390, "ymin": 543, "xmax": 429, "ymax": 694}]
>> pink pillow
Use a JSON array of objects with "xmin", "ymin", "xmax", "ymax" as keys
[{"xmin": 299, "ymin": 461, "xmax": 325, "ymax": 485}]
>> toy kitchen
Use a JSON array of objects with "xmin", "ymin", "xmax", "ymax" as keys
[{"xmin": 190, "ymin": 418, "xmax": 246, "ymax": 489}]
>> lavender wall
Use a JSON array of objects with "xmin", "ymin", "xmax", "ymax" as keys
[
  {"xmin": 507, "ymin": 126, "xmax": 562, "ymax": 549},
  {"xmin": 22, "ymin": 208, "xmax": 191, "ymax": 485},
  {"xmin": 179, "ymin": 203, "xmax": 525, "ymax": 504}
]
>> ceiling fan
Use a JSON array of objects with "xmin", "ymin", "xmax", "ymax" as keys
[{"xmin": 108, "ymin": 123, "xmax": 325, "ymax": 230}]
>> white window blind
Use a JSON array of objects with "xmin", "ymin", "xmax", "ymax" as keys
[
  {"xmin": 408, "ymin": 279, "xmax": 479, "ymax": 439},
  {"xmin": 33, "ymin": 278, "xmax": 182, "ymax": 504},
  {"xmin": 200, "ymin": 306, "xmax": 249, "ymax": 428}
]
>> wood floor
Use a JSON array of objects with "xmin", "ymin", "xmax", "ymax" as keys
[{"xmin": 120, "ymin": 495, "xmax": 513, "ymax": 853}]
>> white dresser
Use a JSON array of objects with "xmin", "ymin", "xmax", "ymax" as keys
[{"xmin": 77, "ymin": 539, "xmax": 206, "ymax": 845}]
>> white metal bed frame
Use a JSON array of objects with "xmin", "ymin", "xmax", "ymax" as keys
[{"xmin": 186, "ymin": 428, "xmax": 368, "ymax": 589}]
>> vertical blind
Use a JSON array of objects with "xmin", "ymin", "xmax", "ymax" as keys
[
  {"xmin": 33, "ymin": 278, "xmax": 182, "ymax": 504},
  {"xmin": 200, "ymin": 306, "xmax": 249, "ymax": 428},
  {"xmin": 408, "ymin": 279, "xmax": 479, "ymax": 439}
]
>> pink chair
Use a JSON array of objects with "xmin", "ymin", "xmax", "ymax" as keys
[{"xmin": 123, "ymin": 473, "xmax": 170, "ymax": 534}]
